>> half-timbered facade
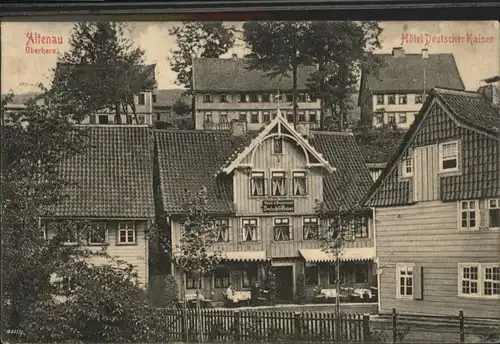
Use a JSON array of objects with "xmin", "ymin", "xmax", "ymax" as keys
[
  {"xmin": 156, "ymin": 110, "xmax": 375, "ymax": 303},
  {"xmin": 363, "ymin": 87, "xmax": 500, "ymax": 319},
  {"xmin": 43, "ymin": 126, "xmax": 155, "ymax": 288}
]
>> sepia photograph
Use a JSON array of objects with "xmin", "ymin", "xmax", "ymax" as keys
[{"xmin": 1, "ymin": 16, "xmax": 499, "ymax": 343}]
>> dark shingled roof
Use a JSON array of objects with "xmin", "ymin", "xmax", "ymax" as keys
[
  {"xmin": 367, "ymin": 53, "xmax": 465, "ymax": 93},
  {"xmin": 155, "ymin": 130, "xmax": 374, "ymax": 214},
  {"xmin": 50, "ymin": 126, "xmax": 155, "ymax": 218},
  {"xmin": 193, "ymin": 58, "xmax": 317, "ymax": 92},
  {"xmin": 363, "ymin": 87, "xmax": 500, "ymax": 207},
  {"xmin": 154, "ymin": 89, "xmax": 190, "ymax": 107}
]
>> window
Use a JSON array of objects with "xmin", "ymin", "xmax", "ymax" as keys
[
  {"xmin": 242, "ymin": 267, "xmax": 258, "ymax": 288},
  {"xmin": 89, "ymin": 115, "xmax": 96, "ymax": 124},
  {"xmin": 285, "ymin": 94, "xmax": 293, "ymax": 102},
  {"xmin": 399, "ymin": 95, "xmax": 407, "ymax": 104},
  {"xmin": 118, "ymin": 222, "xmax": 136, "ymax": 244},
  {"xmin": 376, "ymin": 95, "xmax": 384, "ymax": 105},
  {"xmin": 213, "ymin": 266, "xmax": 230, "ymax": 288},
  {"xmin": 355, "ymin": 264, "xmax": 369, "ymax": 283},
  {"xmin": 458, "ymin": 263, "xmax": 500, "ymax": 298},
  {"xmin": 273, "ymin": 137, "xmax": 283, "ymax": 154},
  {"xmin": 61, "ymin": 276, "xmax": 77, "ymax": 293},
  {"xmin": 484, "ymin": 265, "xmax": 500, "ymax": 296},
  {"xmin": 204, "ymin": 112, "xmax": 212, "ymax": 123},
  {"xmin": 298, "ymin": 94, "xmax": 307, "ymax": 102},
  {"xmin": 305, "ymin": 263, "xmax": 319, "ymax": 285},
  {"xmin": 439, "ymin": 141, "xmax": 459, "ymax": 172},
  {"xmin": 250, "ymin": 171, "xmax": 266, "ymax": 196},
  {"xmin": 298, "ymin": 112, "xmax": 306, "ymax": 122},
  {"xmin": 89, "ymin": 222, "xmax": 107, "ymax": 245},
  {"xmin": 388, "ymin": 114, "xmax": 396, "ymax": 124},
  {"xmin": 242, "ymin": 219, "xmax": 258, "ymax": 242},
  {"xmin": 292, "ymin": 171, "xmax": 307, "ymax": 196},
  {"xmin": 211, "ymin": 219, "xmax": 230, "ymax": 242},
  {"xmin": 329, "ymin": 265, "xmax": 345, "ymax": 284},
  {"xmin": 63, "ymin": 226, "xmax": 79, "ymax": 245},
  {"xmin": 310, "ymin": 112, "xmax": 317, "ymax": 123},
  {"xmin": 220, "ymin": 113, "xmax": 228, "ymax": 123},
  {"xmin": 186, "ymin": 275, "xmax": 202, "ymax": 289},
  {"xmin": 249, "ymin": 94, "xmax": 259, "ymax": 103},
  {"xmin": 263, "ymin": 112, "xmax": 270, "ymax": 123},
  {"xmin": 152, "ymin": 94, "xmax": 157, "ymax": 103},
  {"xmin": 271, "ymin": 171, "xmax": 287, "ymax": 196},
  {"xmin": 239, "ymin": 94, "xmax": 247, "ymax": 103},
  {"xmin": 272, "ymin": 111, "xmax": 277, "ymax": 120},
  {"xmin": 399, "ymin": 114, "xmax": 407, "ymax": 123},
  {"xmin": 203, "ymin": 94, "xmax": 212, "ymax": 103},
  {"xmin": 303, "ymin": 217, "xmax": 319, "ymax": 240},
  {"xmin": 397, "ymin": 264, "xmax": 414, "ymax": 299},
  {"xmin": 415, "ymin": 94, "xmax": 423, "ymax": 104},
  {"xmin": 262, "ymin": 94, "xmax": 271, "ymax": 102},
  {"xmin": 137, "ymin": 115, "xmax": 145, "ymax": 124},
  {"xmin": 375, "ymin": 114, "xmax": 384, "ymax": 125},
  {"xmin": 387, "ymin": 94, "xmax": 396, "ymax": 105},
  {"xmin": 273, "ymin": 218, "xmax": 291, "ymax": 241},
  {"xmin": 286, "ymin": 112, "xmax": 294, "ymax": 123},
  {"xmin": 219, "ymin": 94, "xmax": 228, "ymax": 103},
  {"xmin": 138, "ymin": 93, "xmax": 145, "ymax": 105},
  {"xmin": 309, "ymin": 94, "xmax": 317, "ymax": 102},
  {"xmin": 402, "ymin": 155, "xmax": 412, "ymax": 177},
  {"xmin": 488, "ymin": 199, "xmax": 500, "ymax": 228},
  {"xmin": 98, "ymin": 115, "xmax": 109, "ymax": 125},
  {"xmin": 40, "ymin": 228, "xmax": 47, "ymax": 241},
  {"xmin": 460, "ymin": 200, "xmax": 479, "ymax": 230},
  {"xmin": 251, "ymin": 112, "xmax": 259, "ymax": 123},
  {"xmin": 350, "ymin": 216, "xmax": 369, "ymax": 238},
  {"xmin": 239, "ymin": 112, "xmax": 247, "ymax": 122}
]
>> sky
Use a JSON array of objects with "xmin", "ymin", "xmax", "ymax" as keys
[{"xmin": 1, "ymin": 21, "xmax": 498, "ymax": 94}]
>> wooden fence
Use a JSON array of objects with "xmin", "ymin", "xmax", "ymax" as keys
[{"xmin": 164, "ymin": 308, "xmax": 370, "ymax": 342}]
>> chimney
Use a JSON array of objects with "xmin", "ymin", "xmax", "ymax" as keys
[
  {"xmin": 392, "ymin": 47, "xmax": 405, "ymax": 58},
  {"xmin": 421, "ymin": 48, "xmax": 429, "ymax": 59},
  {"xmin": 479, "ymin": 84, "xmax": 500, "ymax": 107},
  {"xmin": 231, "ymin": 53, "xmax": 238, "ymax": 61},
  {"xmin": 295, "ymin": 121, "xmax": 311, "ymax": 138},
  {"xmin": 230, "ymin": 119, "xmax": 247, "ymax": 136}
]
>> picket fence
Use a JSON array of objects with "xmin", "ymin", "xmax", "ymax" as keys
[{"xmin": 164, "ymin": 308, "xmax": 370, "ymax": 342}]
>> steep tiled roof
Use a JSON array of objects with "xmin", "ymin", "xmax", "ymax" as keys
[
  {"xmin": 193, "ymin": 58, "xmax": 317, "ymax": 92},
  {"xmin": 367, "ymin": 53, "xmax": 465, "ymax": 93},
  {"xmin": 49, "ymin": 126, "xmax": 155, "ymax": 218},
  {"xmin": 435, "ymin": 88, "xmax": 500, "ymax": 132},
  {"xmin": 155, "ymin": 129, "xmax": 373, "ymax": 214},
  {"xmin": 154, "ymin": 89, "xmax": 189, "ymax": 107},
  {"xmin": 363, "ymin": 87, "xmax": 500, "ymax": 207},
  {"xmin": 155, "ymin": 130, "xmax": 252, "ymax": 214}
]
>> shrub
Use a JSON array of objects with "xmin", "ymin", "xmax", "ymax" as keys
[
  {"xmin": 295, "ymin": 273, "xmax": 306, "ymax": 304},
  {"xmin": 148, "ymin": 274, "xmax": 179, "ymax": 308}
]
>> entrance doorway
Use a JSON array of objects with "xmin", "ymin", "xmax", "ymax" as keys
[{"xmin": 270, "ymin": 265, "xmax": 294, "ymax": 302}]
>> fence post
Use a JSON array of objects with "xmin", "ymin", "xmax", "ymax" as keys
[
  {"xmin": 181, "ymin": 308, "xmax": 188, "ymax": 343},
  {"xmin": 459, "ymin": 309, "xmax": 464, "ymax": 343},
  {"xmin": 294, "ymin": 312, "xmax": 302, "ymax": 340},
  {"xmin": 392, "ymin": 308, "xmax": 397, "ymax": 343},
  {"xmin": 363, "ymin": 314, "xmax": 370, "ymax": 341},
  {"xmin": 234, "ymin": 310, "xmax": 240, "ymax": 342}
]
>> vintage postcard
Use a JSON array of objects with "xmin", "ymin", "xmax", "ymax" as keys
[{"xmin": 1, "ymin": 19, "xmax": 499, "ymax": 343}]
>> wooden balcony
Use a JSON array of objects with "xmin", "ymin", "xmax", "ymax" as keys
[{"xmin": 203, "ymin": 121, "xmax": 231, "ymax": 131}]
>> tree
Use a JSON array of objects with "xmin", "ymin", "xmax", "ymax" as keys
[
  {"xmin": 172, "ymin": 186, "xmax": 225, "ymax": 343},
  {"xmin": 305, "ymin": 21, "xmax": 383, "ymax": 130},
  {"xmin": 243, "ymin": 21, "xmax": 311, "ymax": 127},
  {"xmin": 313, "ymin": 174, "xmax": 369, "ymax": 317},
  {"xmin": 1, "ymin": 91, "xmax": 165, "ymax": 342},
  {"xmin": 50, "ymin": 22, "xmax": 156, "ymax": 124},
  {"xmin": 169, "ymin": 22, "xmax": 236, "ymax": 122}
]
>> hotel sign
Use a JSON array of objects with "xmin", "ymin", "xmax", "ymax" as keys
[{"xmin": 262, "ymin": 200, "xmax": 294, "ymax": 213}]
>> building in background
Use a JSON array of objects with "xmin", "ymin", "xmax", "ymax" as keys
[
  {"xmin": 358, "ymin": 47, "xmax": 465, "ymax": 129},
  {"xmin": 363, "ymin": 87, "xmax": 500, "ymax": 319},
  {"xmin": 478, "ymin": 75, "xmax": 500, "ymax": 110},
  {"xmin": 192, "ymin": 54, "xmax": 321, "ymax": 131},
  {"xmin": 152, "ymin": 88, "xmax": 191, "ymax": 125}
]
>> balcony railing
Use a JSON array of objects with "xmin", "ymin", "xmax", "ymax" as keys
[{"xmin": 203, "ymin": 121, "xmax": 231, "ymax": 131}]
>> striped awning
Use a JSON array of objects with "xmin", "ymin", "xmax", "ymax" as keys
[
  {"xmin": 299, "ymin": 248, "xmax": 375, "ymax": 263},
  {"xmin": 223, "ymin": 251, "xmax": 269, "ymax": 262}
]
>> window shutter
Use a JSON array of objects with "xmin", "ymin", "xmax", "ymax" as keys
[
  {"xmin": 289, "ymin": 224, "xmax": 294, "ymax": 240},
  {"xmin": 413, "ymin": 263, "xmax": 423, "ymax": 300},
  {"xmin": 256, "ymin": 225, "xmax": 261, "ymax": 241},
  {"xmin": 479, "ymin": 201, "xmax": 486, "ymax": 228}
]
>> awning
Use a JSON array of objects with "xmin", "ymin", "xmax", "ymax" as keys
[
  {"xmin": 223, "ymin": 251, "xmax": 269, "ymax": 262},
  {"xmin": 299, "ymin": 248, "xmax": 375, "ymax": 263}
]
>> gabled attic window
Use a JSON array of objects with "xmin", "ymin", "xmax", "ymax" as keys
[{"xmin": 273, "ymin": 137, "xmax": 283, "ymax": 154}]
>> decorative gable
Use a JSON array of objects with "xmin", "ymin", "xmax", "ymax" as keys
[{"xmin": 220, "ymin": 109, "xmax": 336, "ymax": 175}]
